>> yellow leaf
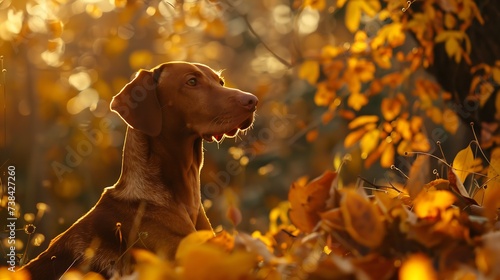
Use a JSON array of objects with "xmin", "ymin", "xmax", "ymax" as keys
[
  {"xmin": 347, "ymin": 91, "xmax": 368, "ymax": 111},
  {"xmin": 299, "ymin": 60, "xmax": 320, "ymax": 85},
  {"xmin": 345, "ymin": 1, "xmax": 362, "ymax": 33},
  {"xmin": 181, "ymin": 243, "xmax": 257, "ymax": 280},
  {"xmin": 442, "ymin": 108, "xmax": 459, "ymax": 134},
  {"xmin": 351, "ymin": 31, "xmax": 369, "ymax": 53},
  {"xmin": 445, "ymin": 37, "xmax": 461, "ymax": 63},
  {"xmin": 381, "ymin": 98, "xmax": 402, "ymax": 121},
  {"xmin": 0, "ymin": 267, "xmax": 32, "ymax": 280},
  {"xmin": 399, "ymin": 254, "xmax": 437, "ymax": 280},
  {"xmin": 337, "ymin": 0, "xmax": 347, "ymax": 8},
  {"xmin": 452, "ymin": 145, "xmax": 475, "ymax": 183},
  {"xmin": 315, "ymin": 82, "xmax": 335, "ymax": 106},
  {"xmin": 344, "ymin": 0, "xmax": 382, "ymax": 33},
  {"xmin": 360, "ymin": 129, "xmax": 380, "ymax": 156},
  {"xmin": 340, "ymin": 189, "xmax": 385, "ymax": 248},
  {"xmin": 132, "ymin": 249, "xmax": 174, "ymax": 280},
  {"xmin": 175, "ymin": 230, "xmax": 215, "ymax": 260},
  {"xmin": 321, "ymin": 45, "xmax": 343, "ymax": 58},
  {"xmin": 413, "ymin": 190, "xmax": 455, "ymax": 218},
  {"xmin": 347, "ymin": 115, "xmax": 379, "ymax": 130},
  {"xmin": 444, "ymin": 13, "xmax": 456, "ymax": 29},
  {"xmin": 381, "ymin": 143, "xmax": 395, "ymax": 168}
]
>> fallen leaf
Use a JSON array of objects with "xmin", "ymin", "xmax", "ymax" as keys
[
  {"xmin": 413, "ymin": 190, "xmax": 456, "ymax": 219},
  {"xmin": 175, "ymin": 230, "xmax": 215, "ymax": 260},
  {"xmin": 340, "ymin": 189, "xmax": 385, "ymax": 248},
  {"xmin": 452, "ymin": 145, "xmax": 475, "ymax": 183},
  {"xmin": 289, "ymin": 171, "xmax": 337, "ymax": 232},
  {"xmin": 399, "ymin": 253, "xmax": 437, "ymax": 280}
]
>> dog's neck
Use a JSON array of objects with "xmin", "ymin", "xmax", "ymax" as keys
[{"xmin": 112, "ymin": 127, "xmax": 203, "ymax": 213}]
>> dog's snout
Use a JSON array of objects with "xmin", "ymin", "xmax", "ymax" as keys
[{"xmin": 239, "ymin": 94, "xmax": 259, "ymax": 111}]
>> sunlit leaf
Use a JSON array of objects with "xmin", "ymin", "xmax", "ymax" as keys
[
  {"xmin": 345, "ymin": 0, "xmax": 381, "ymax": 33},
  {"xmin": 181, "ymin": 243, "xmax": 257, "ymax": 280},
  {"xmin": 360, "ymin": 129, "xmax": 380, "ymax": 156},
  {"xmin": 381, "ymin": 143, "xmax": 395, "ymax": 168},
  {"xmin": 315, "ymin": 82, "xmax": 335, "ymax": 106},
  {"xmin": 299, "ymin": 60, "xmax": 320, "ymax": 85},
  {"xmin": 347, "ymin": 91, "xmax": 368, "ymax": 111},
  {"xmin": 452, "ymin": 145, "xmax": 475, "ymax": 183},
  {"xmin": 132, "ymin": 249, "xmax": 174, "ymax": 280},
  {"xmin": 175, "ymin": 230, "xmax": 215, "ymax": 260},
  {"xmin": 381, "ymin": 98, "xmax": 402, "ymax": 121},
  {"xmin": 336, "ymin": 0, "xmax": 347, "ymax": 8},
  {"xmin": 399, "ymin": 254, "xmax": 437, "ymax": 280},
  {"xmin": 413, "ymin": 190, "xmax": 456, "ymax": 218},
  {"xmin": 340, "ymin": 189, "xmax": 385, "ymax": 248},
  {"xmin": 344, "ymin": 128, "xmax": 366, "ymax": 148},
  {"xmin": 444, "ymin": 13, "xmax": 456, "ymax": 29},
  {"xmin": 351, "ymin": 31, "xmax": 368, "ymax": 54},
  {"xmin": 348, "ymin": 115, "xmax": 378, "ymax": 130},
  {"xmin": 304, "ymin": 0, "xmax": 326, "ymax": 11},
  {"xmin": 289, "ymin": 171, "xmax": 337, "ymax": 233}
]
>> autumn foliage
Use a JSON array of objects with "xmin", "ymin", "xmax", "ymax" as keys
[{"xmin": 2, "ymin": 0, "xmax": 500, "ymax": 279}]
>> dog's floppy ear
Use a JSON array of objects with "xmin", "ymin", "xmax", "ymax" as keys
[{"xmin": 110, "ymin": 68, "xmax": 162, "ymax": 136}]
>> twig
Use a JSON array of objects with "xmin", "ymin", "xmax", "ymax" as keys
[{"xmin": 220, "ymin": 0, "xmax": 293, "ymax": 68}]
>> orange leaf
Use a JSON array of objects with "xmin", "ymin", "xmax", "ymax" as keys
[
  {"xmin": 315, "ymin": 82, "xmax": 335, "ymax": 106},
  {"xmin": 347, "ymin": 115, "xmax": 379, "ymax": 130},
  {"xmin": 380, "ymin": 143, "xmax": 395, "ymax": 168},
  {"xmin": 347, "ymin": 91, "xmax": 368, "ymax": 111},
  {"xmin": 288, "ymin": 171, "xmax": 337, "ymax": 233},
  {"xmin": 399, "ymin": 254, "xmax": 437, "ymax": 280},
  {"xmin": 344, "ymin": 128, "xmax": 366, "ymax": 148},
  {"xmin": 306, "ymin": 129, "xmax": 319, "ymax": 142},
  {"xmin": 413, "ymin": 190, "xmax": 456, "ymax": 219},
  {"xmin": 340, "ymin": 189, "xmax": 385, "ymax": 248},
  {"xmin": 381, "ymin": 98, "xmax": 402, "ymax": 121},
  {"xmin": 320, "ymin": 208, "xmax": 345, "ymax": 231}
]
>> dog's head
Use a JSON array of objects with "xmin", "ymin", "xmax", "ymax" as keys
[{"xmin": 110, "ymin": 61, "xmax": 258, "ymax": 142}]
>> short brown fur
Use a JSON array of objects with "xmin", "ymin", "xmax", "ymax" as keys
[{"xmin": 21, "ymin": 62, "xmax": 258, "ymax": 279}]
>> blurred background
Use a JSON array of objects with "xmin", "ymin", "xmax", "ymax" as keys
[{"xmin": 1, "ymin": 0, "xmax": 499, "ymax": 262}]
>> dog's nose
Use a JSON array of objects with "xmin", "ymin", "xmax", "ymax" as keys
[{"xmin": 239, "ymin": 93, "xmax": 259, "ymax": 111}]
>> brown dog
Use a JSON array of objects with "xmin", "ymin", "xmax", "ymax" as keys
[{"xmin": 21, "ymin": 62, "xmax": 258, "ymax": 279}]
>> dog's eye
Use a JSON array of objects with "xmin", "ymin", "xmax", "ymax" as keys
[
  {"xmin": 186, "ymin": 77, "xmax": 197, "ymax": 86},
  {"xmin": 219, "ymin": 79, "xmax": 224, "ymax": 86}
]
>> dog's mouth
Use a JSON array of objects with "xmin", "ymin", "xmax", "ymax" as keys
[{"xmin": 202, "ymin": 116, "xmax": 254, "ymax": 143}]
